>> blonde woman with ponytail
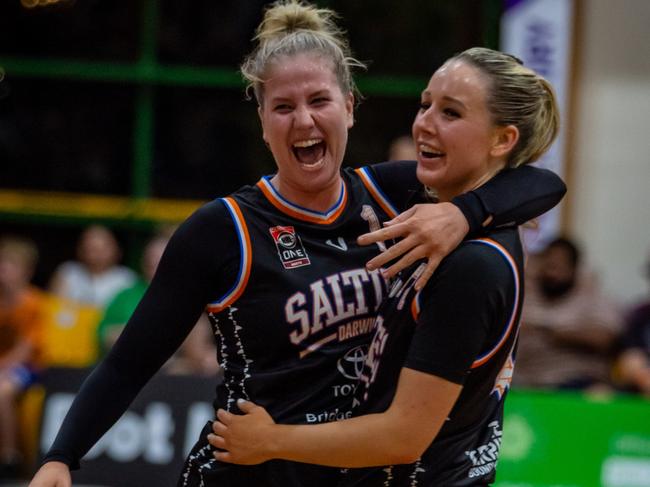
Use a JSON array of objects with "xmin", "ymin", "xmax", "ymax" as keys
[
  {"xmin": 30, "ymin": 2, "xmax": 564, "ymax": 485},
  {"xmin": 209, "ymin": 48, "xmax": 563, "ymax": 486}
]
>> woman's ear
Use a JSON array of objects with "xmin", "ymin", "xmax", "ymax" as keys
[
  {"xmin": 258, "ymin": 106, "xmax": 268, "ymax": 145},
  {"xmin": 490, "ymin": 124, "xmax": 519, "ymax": 159},
  {"xmin": 346, "ymin": 93, "xmax": 355, "ymax": 129}
]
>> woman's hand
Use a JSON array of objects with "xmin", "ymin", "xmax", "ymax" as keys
[
  {"xmin": 208, "ymin": 399, "xmax": 277, "ymax": 465},
  {"xmin": 28, "ymin": 461, "xmax": 71, "ymax": 487},
  {"xmin": 358, "ymin": 202, "xmax": 469, "ymax": 290}
]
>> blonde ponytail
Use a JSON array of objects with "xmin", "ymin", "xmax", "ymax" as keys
[{"xmin": 452, "ymin": 47, "xmax": 560, "ymax": 167}]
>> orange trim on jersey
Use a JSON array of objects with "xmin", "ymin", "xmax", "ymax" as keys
[
  {"xmin": 354, "ymin": 167, "xmax": 399, "ymax": 219},
  {"xmin": 470, "ymin": 238, "xmax": 521, "ymax": 369},
  {"xmin": 410, "ymin": 291, "xmax": 421, "ymax": 322},
  {"xmin": 206, "ymin": 197, "xmax": 252, "ymax": 313},
  {"xmin": 256, "ymin": 178, "xmax": 348, "ymax": 225}
]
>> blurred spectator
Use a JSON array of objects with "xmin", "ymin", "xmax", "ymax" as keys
[
  {"xmin": 0, "ymin": 236, "xmax": 44, "ymax": 479},
  {"xmin": 164, "ymin": 313, "xmax": 220, "ymax": 377},
  {"xmin": 96, "ymin": 235, "xmax": 167, "ymax": 354},
  {"xmin": 513, "ymin": 237, "xmax": 623, "ymax": 392},
  {"xmin": 615, "ymin": 251, "xmax": 650, "ymax": 397},
  {"xmin": 97, "ymin": 233, "xmax": 218, "ymax": 376},
  {"xmin": 49, "ymin": 225, "xmax": 136, "ymax": 308},
  {"xmin": 387, "ymin": 134, "xmax": 417, "ymax": 161}
]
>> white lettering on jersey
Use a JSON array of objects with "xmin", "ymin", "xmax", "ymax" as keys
[
  {"xmin": 465, "ymin": 421, "xmax": 502, "ymax": 479},
  {"xmin": 360, "ymin": 315, "xmax": 389, "ymax": 401},
  {"xmin": 286, "ymin": 292, "xmax": 310, "ymax": 345},
  {"xmin": 369, "ymin": 269, "xmax": 386, "ymax": 313},
  {"xmin": 341, "ymin": 269, "xmax": 370, "ymax": 315},
  {"xmin": 326, "ymin": 274, "xmax": 355, "ymax": 325},
  {"xmin": 360, "ymin": 205, "xmax": 387, "ymax": 252},
  {"xmin": 310, "ymin": 280, "xmax": 335, "ymax": 334},
  {"xmin": 285, "ymin": 268, "xmax": 386, "ymax": 346}
]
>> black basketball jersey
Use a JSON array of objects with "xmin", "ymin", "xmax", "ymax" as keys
[
  {"xmin": 180, "ymin": 167, "xmax": 403, "ymax": 487},
  {"xmin": 341, "ymin": 228, "xmax": 524, "ymax": 487}
]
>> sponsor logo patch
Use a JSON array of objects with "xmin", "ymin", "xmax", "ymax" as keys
[
  {"xmin": 325, "ymin": 237, "xmax": 348, "ymax": 251},
  {"xmin": 337, "ymin": 345, "xmax": 367, "ymax": 380},
  {"xmin": 269, "ymin": 226, "xmax": 311, "ymax": 269}
]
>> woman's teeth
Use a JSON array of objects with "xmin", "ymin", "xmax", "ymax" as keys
[
  {"xmin": 293, "ymin": 139, "xmax": 322, "ymax": 148},
  {"xmin": 293, "ymin": 139, "xmax": 326, "ymax": 166},
  {"xmin": 419, "ymin": 144, "xmax": 443, "ymax": 158}
]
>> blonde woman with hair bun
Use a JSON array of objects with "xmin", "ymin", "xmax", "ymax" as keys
[{"xmin": 30, "ymin": 3, "xmax": 564, "ymax": 486}]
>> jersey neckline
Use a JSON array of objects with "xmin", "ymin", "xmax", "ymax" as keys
[{"xmin": 256, "ymin": 175, "xmax": 348, "ymax": 225}]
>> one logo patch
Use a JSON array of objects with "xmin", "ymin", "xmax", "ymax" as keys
[{"xmin": 270, "ymin": 226, "xmax": 311, "ymax": 269}]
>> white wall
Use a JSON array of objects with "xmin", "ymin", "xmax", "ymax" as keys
[{"xmin": 570, "ymin": 0, "xmax": 650, "ymax": 305}]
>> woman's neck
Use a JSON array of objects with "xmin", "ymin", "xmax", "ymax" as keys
[{"xmin": 436, "ymin": 163, "xmax": 506, "ymax": 202}]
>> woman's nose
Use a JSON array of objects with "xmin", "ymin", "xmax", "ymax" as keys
[
  {"xmin": 414, "ymin": 110, "xmax": 436, "ymax": 135},
  {"xmin": 293, "ymin": 105, "xmax": 315, "ymax": 129}
]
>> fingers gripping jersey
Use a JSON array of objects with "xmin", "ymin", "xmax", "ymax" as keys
[{"xmin": 180, "ymin": 168, "xmax": 400, "ymax": 487}]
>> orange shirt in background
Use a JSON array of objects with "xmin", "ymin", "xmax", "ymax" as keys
[{"xmin": 0, "ymin": 286, "xmax": 45, "ymax": 367}]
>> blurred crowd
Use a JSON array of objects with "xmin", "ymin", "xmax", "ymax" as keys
[
  {"xmin": 513, "ymin": 237, "xmax": 646, "ymax": 396},
  {"xmin": 0, "ymin": 225, "xmax": 219, "ymax": 479}
]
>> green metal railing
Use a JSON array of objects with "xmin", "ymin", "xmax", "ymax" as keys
[{"xmin": 0, "ymin": 0, "xmax": 501, "ymax": 227}]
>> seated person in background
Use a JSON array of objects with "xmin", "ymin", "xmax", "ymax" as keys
[
  {"xmin": 386, "ymin": 134, "xmax": 417, "ymax": 161},
  {"xmin": 164, "ymin": 313, "xmax": 220, "ymax": 377},
  {"xmin": 513, "ymin": 237, "xmax": 622, "ymax": 392},
  {"xmin": 49, "ymin": 225, "xmax": 136, "ymax": 308},
  {"xmin": 615, "ymin": 250, "xmax": 650, "ymax": 397},
  {"xmin": 98, "ymin": 233, "xmax": 219, "ymax": 376},
  {"xmin": 0, "ymin": 236, "xmax": 45, "ymax": 479}
]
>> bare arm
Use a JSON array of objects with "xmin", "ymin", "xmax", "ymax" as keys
[{"xmin": 210, "ymin": 367, "xmax": 461, "ymax": 467}]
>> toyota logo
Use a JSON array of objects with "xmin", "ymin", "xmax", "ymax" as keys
[{"xmin": 337, "ymin": 345, "xmax": 367, "ymax": 380}]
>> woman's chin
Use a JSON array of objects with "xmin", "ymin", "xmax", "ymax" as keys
[{"xmin": 416, "ymin": 160, "xmax": 445, "ymax": 187}]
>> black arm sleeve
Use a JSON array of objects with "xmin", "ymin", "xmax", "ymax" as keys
[
  {"xmin": 43, "ymin": 200, "xmax": 240, "ymax": 469},
  {"xmin": 452, "ymin": 165, "xmax": 567, "ymax": 234},
  {"xmin": 369, "ymin": 161, "xmax": 566, "ymax": 236}
]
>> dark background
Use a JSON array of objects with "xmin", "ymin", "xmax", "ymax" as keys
[{"xmin": 0, "ymin": 0, "xmax": 498, "ymax": 286}]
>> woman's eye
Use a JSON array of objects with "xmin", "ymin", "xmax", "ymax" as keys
[
  {"xmin": 274, "ymin": 104, "xmax": 291, "ymax": 112},
  {"xmin": 419, "ymin": 102, "xmax": 431, "ymax": 111},
  {"xmin": 443, "ymin": 108, "xmax": 460, "ymax": 118}
]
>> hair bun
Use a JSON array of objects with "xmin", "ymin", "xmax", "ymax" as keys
[
  {"xmin": 256, "ymin": 1, "xmax": 331, "ymax": 42},
  {"xmin": 241, "ymin": 0, "xmax": 364, "ymax": 104}
]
